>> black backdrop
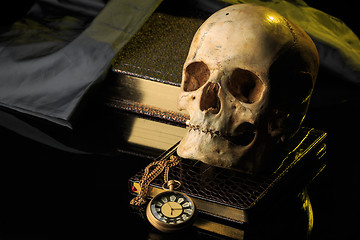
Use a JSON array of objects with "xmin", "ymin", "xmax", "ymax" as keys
[{"xmin": 1, "ymin": 1, "xmax": 360, "ymax": 239}]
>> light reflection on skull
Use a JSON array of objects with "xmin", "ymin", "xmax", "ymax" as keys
[{"xmin": 177, "ymin": 4, "xmax": 319, "ymax": 174}]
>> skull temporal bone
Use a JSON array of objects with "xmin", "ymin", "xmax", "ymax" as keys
[{"xmin": 177, "ymin": 4, "xmax": 319, "ymax": 173}]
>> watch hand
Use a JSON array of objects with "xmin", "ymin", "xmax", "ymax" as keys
[{"xmin": 168, "ymin": 202, "xmax": 175, "ymax": 215}]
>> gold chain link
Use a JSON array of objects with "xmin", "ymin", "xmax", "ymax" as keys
[{"xmin": 130, "ymin": 155, "xmax": 180, "ymax": 206}]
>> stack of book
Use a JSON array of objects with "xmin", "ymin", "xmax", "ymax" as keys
[{"xmin": 102, "ymin": 3, "xmax": 211, "ymax": 154}]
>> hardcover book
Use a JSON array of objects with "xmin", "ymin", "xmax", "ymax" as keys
[
  {"xmin": 104, "ymin": 109, "xmax": 187, "ymax": 156},
  {"xmin": 105, "ymin": 4, "xmax": 210, "ymax": 124},
  {"xmin": 128, "ymin": 127, "xmax": 327, "ymax": 238}
]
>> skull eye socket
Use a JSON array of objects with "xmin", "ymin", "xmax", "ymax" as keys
[
  {"xmin": 227, "ymin": 68, "xmax": 264, "ymax": 104},
  {"xmin": 183, "ymin": 61, "xmax": 210, "ymax": 92}
]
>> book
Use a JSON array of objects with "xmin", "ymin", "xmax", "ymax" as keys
[
  {"xmin": 105, "ymin": 73, "xmax": 189, "ymax": 126},
  {"xmin": 128, "ymin": 127, "xmax": 327, "ymax": 238},
  {"xmin": 105, "ymin": 3, "xmax": 211, "ymax": 123},
  {"xmin": 118, "ymin": 112, "xmax": 187, "ymax": 153},
  {"xmin": 102, "ymin": 4, "xmax": 211, "ymax": 152},
  {"xmin": 96, "ymin": 108, "xmax": 188, "ymax": 157}
]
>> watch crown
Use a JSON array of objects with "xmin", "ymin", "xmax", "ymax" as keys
[
  {"xmin": 167, "ymin": 180, "xmax": 176, "ymax": 191},
  {"xmin": 163, "ymin": 179, "xmax": 181, "ymax": 191}
]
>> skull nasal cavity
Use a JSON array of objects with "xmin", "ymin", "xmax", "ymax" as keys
[
  {"xmin": 183, "ymin": 61, "xmax": 210, "ymax": 92},
  {"xmin": 227, "ymin": 68, "xmax": 264, "ymax": 104},
  {"xmin": 200, "ymin": 82, "xmax": 220, "ymax": 114}
]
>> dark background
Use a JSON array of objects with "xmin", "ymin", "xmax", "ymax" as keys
[{"xmin": 1, "ymin": 0, "xmax": 360, "ymax": 239}]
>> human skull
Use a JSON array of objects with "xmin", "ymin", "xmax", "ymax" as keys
[{"xmin": 177, "ymin": 4, "xmax": 319, "ymax": 174}]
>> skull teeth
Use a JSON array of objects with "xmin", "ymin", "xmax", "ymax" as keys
[
  {"xmin": 188, "ymin": 123, "xmax": 221, "ymax": 137},
  {"xmin": 188, "ymin": 122, "xmax": 256, "ymax": 146}
]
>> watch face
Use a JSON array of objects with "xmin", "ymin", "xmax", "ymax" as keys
[{"xmin": 149, "ymin": 191, "xmax": 195, "ymax": 225}]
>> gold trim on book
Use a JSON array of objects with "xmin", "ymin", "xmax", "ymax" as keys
[{"xmin": 106, "ymin": 98, "xmax": 189, "ymax": 125}]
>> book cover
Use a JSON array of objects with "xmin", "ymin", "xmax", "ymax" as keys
[
  {"xmin": 128, "ymin": 127, "xmax": 327, "ymax": 237},
  {"xmin": 111, "ymin": 4, "xmax": 210, "ymax": 85}
]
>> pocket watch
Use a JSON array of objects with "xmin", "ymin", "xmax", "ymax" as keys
[
  {"xmin": 130, "ymin": 154, "xmax": 197, "ymax": 232},
  {"xmin": 146, "ymin": 180, "xmax": 197, "ymax": 232}
]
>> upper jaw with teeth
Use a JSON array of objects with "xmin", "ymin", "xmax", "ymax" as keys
[
  {"xmin": 188, "ymin": 123, "xmax": 221, "ymax": 137},
  {"xmin": 187, "ymin": 122, "xmax": 256, "ymax": 146}
]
